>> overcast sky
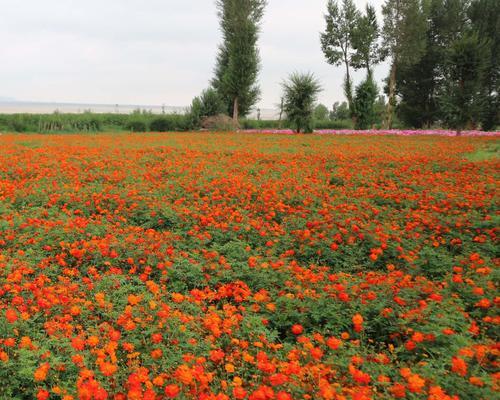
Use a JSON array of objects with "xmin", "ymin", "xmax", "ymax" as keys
[{"xmin": 0, "ymin": 0, "xmax": 388, "ymax": 109}]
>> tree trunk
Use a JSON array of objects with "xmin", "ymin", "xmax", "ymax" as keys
[
  {"xmin": 278, "ymin": 97, "xmax": 284, "ymax": 129},
  {"xmin": 385, "ymin": 62, "xmax": 397, "ymax": 129},
  {"xmin": 232, "ymin": 97, "xmax": 239, "ymax": 122},
  {"xmin": 345, "ymin": 61, "xmax": 353, "ymax": 110}
]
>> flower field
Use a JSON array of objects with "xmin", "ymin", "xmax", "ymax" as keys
[{"xmin": 0, "ymin": 132, "xmax": 498, "ymax": 400}]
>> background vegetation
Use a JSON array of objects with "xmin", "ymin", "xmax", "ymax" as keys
[{"xmin": 0, "ymin": 110, "xmax": 359, "ymax": 133}]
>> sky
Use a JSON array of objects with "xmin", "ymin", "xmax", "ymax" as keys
[{"xmin": 0, "ymin": 0, "xmax": 388, "ymax": 110}]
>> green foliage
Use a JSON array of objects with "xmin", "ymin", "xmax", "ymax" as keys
[
  {"xmin": 315, "ymin": 119, "xmax": 354, "ymax": 129},
  {"xmin": 314, "ymin": 104, "xmax": 330, "ymax": 120},
  {"xmin": 188, "ymin": 88, "xmax": 226, "ymax": 129},
  {"xmin": 126, "ymin": 110, "xmax": 151, "ymax": 132},
  {"xmin": 382, "ymin": 0, "xmax": 428, "ymax": 128},
  {"xmin": 240, "ymin": 119, "xmax": 282, "ymax": 129},
  {"xmin": 439, "ymin": 32, "xmax": 490, "ymax": 131},
  {"xmin": 353, "ymin": 74, "xmax": 379, "ymax": 129},
  {"xmin": 212, "ymin": 0, "xmax": 266, "ymax": 119},
  {"xmin": 281, "ymin": 72, "xmax": 323, "ymax": 133},
  {"xmin": 382, "ymin": 0, "xmax": 427, "ymax": 67},
  {"xmin": 330, "ymin": 101, "xmax": 350, "ymax": 120},
  {"xmin": 321, "ymin": 0, "xmax": 359, "ymax": 111},
  {"xmin": 465, "ymin": 143, "xmax": 499, "ymax": 161},
  {"xmin": 351, "ymin": 4, "xmax": 383, "ymax": 74},
  {"xmin": 126, "ymin": 119, "xmax": 148, "ymax": 132},
  {"xmin": 468, "ymin": 0, "xmax": 500, "ymax": 131},
  {"xmin": 0, "ymin": 112, "xmax": 192, "ymax": 133},
  {"xmin": 0, "ymin": 112, "xmax": 102, "ymax": 133}
]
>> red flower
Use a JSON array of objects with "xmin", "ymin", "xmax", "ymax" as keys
[
  {"xmin": 291, "ymin": 324, "xmax": 303, "ymax": 335},
  {"xmin": 36, "ymin": 390, "xmax": 50, "ymax": 400}
]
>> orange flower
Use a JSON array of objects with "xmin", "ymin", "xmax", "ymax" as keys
[
  {"xmin": 5, "ymin": 308, "xmax": 18, "ymax": 323},
  {"xmin": 175, "ymin": 365, "xmax": 193, "ymax": 385},
  {"xmin": 291, "ymin": 324, "xmax": 303, "ymax": 335},
  {"xmin": 352, "ymin": 313, "xmax": 363, "ymax": 326},
  {"xmin": 100, "ymin": 362, "xmax": 118, "ymax": 376},
  {"xmin": 469, "ymin": 376, "xmax": 484, "ymax": 387},
  {"xmin": 233, "ymin": 387, "xmax": 248, "ymax": 399},
  {"xmin": 34, "ymin": 363, "xmax": 50, "ymax": 382},
  {"xmin": 326, "ymin": 336, "xmax": 342, "ymax": 350},
  {"xmin": 451, "ymin": 357, "xmax": 467, "ymax": 377},
  {"xmin": 412, "ymin": 332, "xmax": 424, "ymax": 343},
  {"xmin": 389, "ymin": 384, "xmax": 406, "ymax": 398},
  {"xmin": 127, "ymin": 294, "xmax": 141, "ymax": 305},
  {"xmin": 37, "ymin": 389, "xmax": 50, "ymax": 400},
  {"xmin": 70, "ymin": 305, "xmax": 81, "ymax": 316},
  {"xmin": 151, "ymin": 348, "xmax": 163, "ymax": 359},
  {"xmin": 407, "ymin": 374, "xmax": 425, "ymax": 393},
  {"xmin": 475, "ymin": 298, "xmax": 491, "ymax": 308},
  {"xmin": 164, "ymin": 384, "xmax": 180, "ymax": 398},
  {"xmin": 87, "ymin": 336, "xmax": 99, "ymax": 347}
]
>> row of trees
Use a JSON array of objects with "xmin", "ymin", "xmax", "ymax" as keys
[
  {"xmin": 189, "ymin": 0, "xmax": 498, "ymax": 132},
  {"xmin": 320, "ymin": 0, "xmax": 499, "ymax": 131}
]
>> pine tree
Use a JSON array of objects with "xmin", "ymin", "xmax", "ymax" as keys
[{"xmin": 212, "ymin": 0, "xmax": 267, "ymax": 121}]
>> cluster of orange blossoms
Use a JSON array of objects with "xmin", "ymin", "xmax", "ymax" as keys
[{"xmin": 0, "ymin": 133, "xmax": 498, "ymax": 399}]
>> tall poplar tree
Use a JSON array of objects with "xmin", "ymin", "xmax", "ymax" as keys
[
  {"xmin": 212, "ymin": 0, "xmax": 267, "ymax": 121},
  {"xmin": 351, "ymin": 4, "xmax": 383, "ymax": 76},
  {"xmin": 320, "ymin": 0, "xmax": 359, "ymax": 116},
  {"xmin": 382, "ymin": 0, "xmax": 427, "ymax": 128}
]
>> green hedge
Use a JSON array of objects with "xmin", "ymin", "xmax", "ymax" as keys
[
  {"xmin": 0, "ymin": 113, "xmax": 192, "ymax": 133},
  {"xmin": 0, "ymin": 113, "xmax": 355, "ymax": 133}
]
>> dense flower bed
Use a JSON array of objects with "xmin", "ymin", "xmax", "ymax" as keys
[{"xmin": 0, "ymin": 133, "xmax": 498, "ymax": 399}]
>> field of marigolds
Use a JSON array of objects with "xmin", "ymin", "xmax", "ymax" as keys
[{"xmin": 0, "ymin": 132, "xmax": 498, "ymax": 400}]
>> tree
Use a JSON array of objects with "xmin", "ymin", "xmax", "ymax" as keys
[
  {"xmin": 353, "ymin": 75, "xmax": 379, "ymax": 129},
  {"xmin": 282, "ymin": 72, "xmax": 323, "ymax": 133},
  {"xmin": 212, "ymin": 0, "xmax": 267, "ymax": 121},
  {"xmin": 330, "ymin": 101, "xmax": 350, "ymax": 120},
  {"xmin": 351, "ymin": 4, "xmax": 383, "ymax": 75},
  {"xmin": 314, "ymin": 104, "xmax": 330, "ymax": 120},
  {"xmin": 382, "ymin": 0, "xmax": 427, "ymax": 128},
  {"xmin": 188, "ymin": 88, "xmax": 226, "ymax": 128},
  {"xmin": 439, "ymin": 31, "xmax": 490, "ymax": 131},
  {"xmin": 320, "ymin": 0, "xmax": 359, "ymax": 115},
  {"xmin": 469, "ymin": 0, "xmax": 499, "ymax": 130},
  {"xmin": 396, "ymin": 0, "xmax": 474, "ymax": 128}
]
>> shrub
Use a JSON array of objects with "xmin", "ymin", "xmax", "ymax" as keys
[
  {"xmin": 353, "ymin": 74, "xmax": 378, "ymax": 130},
  {"xmin": 149, "ymin": 115, "xmax": 190, "ymax": 132},
  {"xmin": 314, "ymin": 119, "xmax": 353, "ymax": 130},
  {"xmin": 188, "ymin": 88, "xmax": 226, "ymax": 129},
  {"xmin": 282, "ymin": 72, "xmax": 323, "ymax": 133},
  {"xmin": 201, "ymin": 114, "xmax": 239, "ymax": 131},
  {"xmin": 239, "ymin": 119, "xmax": 283, "ymax": 129},
  {"xmin": 126, "ymin": 119, "xmax": 148, "ymax": 132}
]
